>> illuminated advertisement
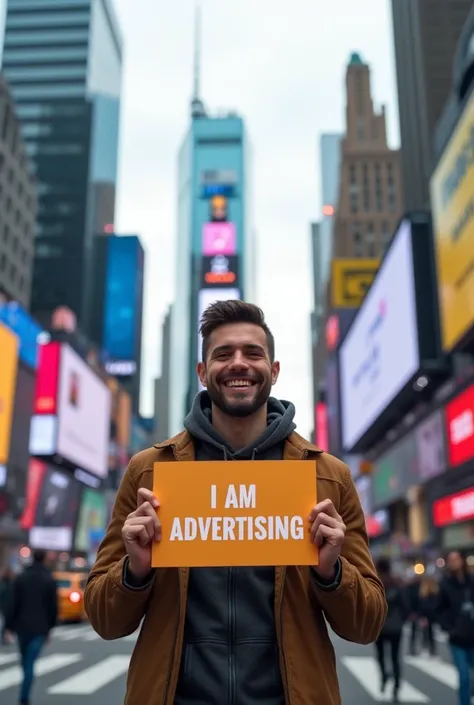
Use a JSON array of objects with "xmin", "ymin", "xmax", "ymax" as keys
[
  {"xmin": 430, "ymin": 88, "xmax": 474, "ymax": 353},
  {"xmin": 201, "ymin": 255, "xmax": 239, "ymax": 287},
  {"xmin": 103, "ymin": 236, "xmax": 144, "ymax": 376},
  {"xmin": 433, "ymin": 487, "xmax": 474, "ymax": 528},
  {"xmin": 340, "ymin": 221, "xmax": 419, "ymax": 451},
  {"xmin": 20, "ymin": 459, "xmax": 81, "ymax": 551},
  {"xmin": 209, "ymin": 195, "xmax": 228, "ymax": 222},
  {"xmin": 0, "ymin": 301, "xmax": 43, "ymax": 369},
  {"xmin": 0, "ymin": 322, "xmax": 19, "ymax": 472},
  {"xmin": 415, "ymin": 409, "xmax": 446, "ymax": 480},
  {"xmin": 197, "ymin": 287, "xmax": 241, "ymax": 363},
  {"xmin": 373, "ymin": 433, "xmax": 418, "ymax": 507},
  {"xmin": 74, "ymin": 488, "xmax": 107, "ymax": 552},
  {"xmin": 331, "ymin": 258, "xmax": 380, "ymax": 308},
  {"xmin": 29, "ymin": 343, "xmax": 111, "ymax": 478},
  {"xmin": 202, "ymin": 222, "xmax": 237, "ymax": 256},
  {"xmin": 315, "ymin": 402, "xmax": 328, "ymax": 451},
  {"xmin": 446, "ymin": 385, "xmax": 474, "ymax": 468}
]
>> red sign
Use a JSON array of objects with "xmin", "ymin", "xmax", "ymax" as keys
[
  {"xmin": 366, "ymin": 510, "xmax": 388, "ymax": 538},
  {"xmin": 316, "ymin": 402, "xmax": 328, "ymax": 451},
  {"xmin": 446, "ymin": 385, "xmax": 474, "ymax": 467},
  {"xmin": 34, "ymin": 342, "xmax": 61, "ymax": 415},
  {"xmin": 326, "ymin": 315, "xmax": 339, "ymax": 351},
  {"xmin": 20, "ymin": 459, "xmax": 47, "ymax": 529},
  {"xmin": 433, "ymin": 487, "xmax": 474, "ymax": 527}
]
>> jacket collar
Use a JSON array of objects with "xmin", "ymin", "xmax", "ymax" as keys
[{"xmin": 154, "ymin": 429, "xmax": 322, "ymax": 455}]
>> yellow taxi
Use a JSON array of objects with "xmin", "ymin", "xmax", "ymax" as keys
[{"xmin": 53, "ymin": 571, "xmax": 89, "ymax": 622}]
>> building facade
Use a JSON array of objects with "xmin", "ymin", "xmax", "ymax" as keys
[
  {"xmin": 333, "ymin": 53, "xmax": 403, "ymax": 259},
  {"xmin": 153, "ymin": 306, "xmax": 171, "ymax": 443},
  {"xmin": 0, "ymin": 75, "xmax": 37, "ymax": 309},
  {"xmin": 391, "ymin": 0, "xmax": 472, "ymax": 211},
  {"xmin": 169, "ymin": 107, "xmax": 254, "ymax": 436},
  {"xmin": 2, "ymin": 0, "xmax": 122, "ymax": 328}
]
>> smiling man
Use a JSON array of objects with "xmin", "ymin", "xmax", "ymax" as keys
[{"xmin": 85, "ymin": 300, "xmax": 387, "ymax": 705}]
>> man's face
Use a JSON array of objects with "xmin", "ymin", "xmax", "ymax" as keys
[
  {"xmin": 447, "ymin": 551, "xmax": 464, "ymax": 573},
  {"xmin": 197, "ymin": 322, "xmax": 280, "ymax": 418}
]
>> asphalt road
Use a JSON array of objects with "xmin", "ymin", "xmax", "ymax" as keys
[{"xmin": 0, "ymin": 622, "xmax": 459, "ymax": 704}]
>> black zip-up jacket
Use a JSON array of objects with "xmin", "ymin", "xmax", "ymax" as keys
[
  {"xmin": 438, "ymin": 573, "xmax": 474, "ymax": 646},
  {"xmin": 5, "ymin": 563, "xmax": 58, "ymax": 637}
]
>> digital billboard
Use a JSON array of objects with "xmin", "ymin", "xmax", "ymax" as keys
[
  {"xmin": 8, "ymin": 365, "xmax": 35, "ymax": 499},
  {"xmin": 433, "ymin": 487, "xmax": 474, "ymax": 528},
  {"xmin": 331, "ymin": 258, "xmax": 380, "ymax": 308},
  {"xmin": 339, "ymin": 220, "xmax": 419, "ymax": 451},
  {"xmin": 0, "ymin": 322, "xmax": 19, "ymax": 473},
  {"xmin": 74, "ymin": 487, "xmax": 107, "ymax": 552},
  {"xmin": 209, "ymin": 195, "xmax": 228, "ymax": 222},
  {"xmin": 202, "ymin": 222, "xmax": 236, "ymax": 256},
  {"xmin": 446, "ymin": 384, "xmax": 474, "ymax": 468},
  {"xmin": 373, "ymin": 432, "xmax": 418, "ymax": 507},
  {"xmin": 196, "ymin": 287, "xmax": 241, "ymax": 383},
  {"xmin": 0, "ymin": 301, "xmax": 43, "ymax": 369},
  {"xmin": 430, "ymin": 88, "xmax": 474, "ymax": 353},
  {"xmin": 315, "ymin": 402, "xmax": 328, "ymax": 451},
  {"xmin": 20, "ymin": 459, "xmax": 81, "ymax": 551},
  {"xmin": 415, "ymin": 409, "xmax": 446, "ymax": 480},
  {"xmin": 201, "ymin": 255, "xmax": 239, "ymax": 287},
  {"xmin": 102, "ymin": 235, "xmax": 144, "ymax": 376},
  {"xmin": 29, "ymin": 343, "xmax": 111, "ymax": 478}
]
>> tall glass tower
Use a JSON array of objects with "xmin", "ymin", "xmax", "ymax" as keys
[
  {"xmin": 2, "ymin": 0, "xmax": 123, "ymax": 329},
  {"xmin": 168, "ymin": 10, "xmax": 254, "ymax": 436}
]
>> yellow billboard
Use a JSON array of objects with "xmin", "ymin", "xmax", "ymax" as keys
[
  {"xmin": 431, "ymin": 88, "xmax": 474, "ymax": 352},
  {"xmin": 0, "ymin": 322, "xmax": 19, "ymax": 465},
  {"xmin": 331, "ymin": 258, "xmax": 380, "ymax": 308}
]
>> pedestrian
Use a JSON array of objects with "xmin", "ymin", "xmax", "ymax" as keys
[
  {"xmin": 438, "ymin": 550, "xmax": 474, "ymax": 705},
  {"xmin": 4, "ymin": 549, "xmax": 58, "ymax": 705},
  {"xmin": 406, "ymin": 574, "xmax": 421, "ymax": 655},
  {"xmin": 85, "ymin": 300, "xmax": 387, "ymax": 705},
  {"xmin": 0, "ymin": 566, "xmax": 15, "ymax": 645},
  {"xmin": 374, "ymin": 557, "xmax": 409, "ymax": 703},
  {"xmin": 417, "ymin": 575, "xmax": 439, "ymax": 657}
]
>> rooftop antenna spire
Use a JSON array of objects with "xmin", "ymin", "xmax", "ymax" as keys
[{"xmin": 191, "ymin": 3, "xmax": 206, "ymax": 118}]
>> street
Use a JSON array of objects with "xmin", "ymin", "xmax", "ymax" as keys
[{"xmin": 0, "ymin": 623, "xmax": 459, "ymax": 704}]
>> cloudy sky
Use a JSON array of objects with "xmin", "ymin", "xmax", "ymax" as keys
[{"xmin": 1, "ymin": 0, "xmax": 400, "ymax": 439}]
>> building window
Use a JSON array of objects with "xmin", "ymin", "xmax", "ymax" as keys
[
  {"xmin": 363, "ymin": 163, "xmax": 370, "ymax": 212},
  {"xmin": 365, "ymin": 222, "xmax": 376, "ymax": 257},
  {"xmin": 375, "ymin": 162, "xmax": 383, "ymax": 212}
]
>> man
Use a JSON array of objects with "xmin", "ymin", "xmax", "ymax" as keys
[
  {"xmin": 4, "ymin": 549, "xmax": 58, "ymax": 705},
  {"xmin": 85, "ymin": 300, "xmax": 387, "ymax": 705}
]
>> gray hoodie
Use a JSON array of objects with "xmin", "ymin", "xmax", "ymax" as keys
[{"xmin": 174, "ymin": 391, "xmax": 297, "ymax": 705}]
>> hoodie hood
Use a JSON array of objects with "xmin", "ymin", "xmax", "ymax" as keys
[{"xmin": 183, "ymin": 391, "xmax": 296, "ymax": 460}]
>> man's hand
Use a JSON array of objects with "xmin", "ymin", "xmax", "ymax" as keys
[
  {"xmin": 122, "ymin": 488, "xmax": 161, "ymax": 580},
  {"xmin": 308, "ymin": 499, "xmax": 346, "ymax": 581}
]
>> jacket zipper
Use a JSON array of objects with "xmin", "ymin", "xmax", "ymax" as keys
[
  {"xmin": 162, "ymin": 445, "xmax": 181, "ymax": 705},
  {"xmin": 279, "ymin": 448, "xmax": 308, "ymax": 704},
  {"xmin": 228, "ymin": 566, "xmax": 236, "ymax": 704}
]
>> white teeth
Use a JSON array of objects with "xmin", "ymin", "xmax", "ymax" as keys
[{"xmin": 225, "ymin": 380, "xmax": 252, "ymax": 387}]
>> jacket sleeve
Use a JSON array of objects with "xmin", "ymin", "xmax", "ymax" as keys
[
  {"xmin": 311, "ymin": 468, "xmax": 387, "ymax": 644},
  {"xmin": 84, "ymin": 457, "xmax": 156, "ymax": 640}
]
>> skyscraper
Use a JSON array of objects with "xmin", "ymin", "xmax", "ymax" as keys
[
  {"xmin": 2, "ymin": 0, "xmax": 123, "ymax": 328},
  {"xmin": 333, "ymin": 53, "xmax": 403, "ymax": 259},
  {"xmin": 168, "ymin": 10, "xmax": 254, "ymax": 436},
  {"xmin": 391, "ymin": 0, "xmax": 472, "ymax": 210}
]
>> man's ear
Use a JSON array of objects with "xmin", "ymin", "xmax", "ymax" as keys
[{"xmin": 197, "ymin": 361, "xmax": 207, "ymax": 387}]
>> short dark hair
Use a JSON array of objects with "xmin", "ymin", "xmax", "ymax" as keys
[
  {"xmin": 32, "ymin": 549, "xmax": 47, "ymax": 564},
  {"xmin": 199, "ymin": 300, "xmax": 275, "ymax": 362},
  {"xmin": 375, "ymin": 557, "xmax": 391, "ymax": 576}
]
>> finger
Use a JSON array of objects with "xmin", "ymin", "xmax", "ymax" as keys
[
  {"xmin": 313, "ymin": 523, "xmax": 345, "ymax": 546},
  {"xmin": 309, "ymin": 499, "xmax": 341, "ymax": 523},
  {"xmin": 137, "ymin": 487, "xmax": 159, "ymax": 509},
  {"xmin": 122, "ymin": 524, "xmax": 152, "ymax": 546},
  {"xmin": 126, "ymin": 514, "xmax": 161, "ymax": 541},
  {"xmin": 133, "ymin": 501, "xmax": 159, "ymax": 520}
]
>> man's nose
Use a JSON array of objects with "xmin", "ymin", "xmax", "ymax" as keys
[{"xmin": 228, "ymin": 351, "xmax": 249, "ymax": 369}]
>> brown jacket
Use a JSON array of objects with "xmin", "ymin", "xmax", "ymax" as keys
[{"xmin": 85, "ymin": 430, "xmax": 387, "ymax": 705}]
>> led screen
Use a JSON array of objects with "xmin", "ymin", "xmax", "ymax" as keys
[{"xmin": 339, "ymin": 220, "xmax": 419, "ymax": 450}]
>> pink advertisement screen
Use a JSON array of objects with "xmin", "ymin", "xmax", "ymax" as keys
[{"xmin": 202, "ymin": 222, "xmax": 237, "ymax": 256}]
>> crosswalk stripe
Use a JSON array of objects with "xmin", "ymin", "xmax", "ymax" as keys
[
  {"xmin": 48, "ymin": 654, "xmax": 130, "ymax": 694},
  {"xmin": 55, "ymin": 625, "xmax": 91, "ymax": 640},
  {"xmin": 341, "ymin": 656, "xmax": 429, "ymax": 702},
  {"xmin": 0, "ymin": 653, "xmax": 82, "ymax": 692},
  {"xmin": 0, "ymin": 654, "xmax": 17, "ymax": 666},
  {"xmin": 82, "ymin": 630, "xmax": 101, "ymax": 641},
  {"xmin": 406, "ymin": 656, "xmax": 458, "ymax": 689}
]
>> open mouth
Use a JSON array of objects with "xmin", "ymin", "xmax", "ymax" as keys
[{"xmin": 222, "ymin": 379, "xmax": 257, "ymax": 388}]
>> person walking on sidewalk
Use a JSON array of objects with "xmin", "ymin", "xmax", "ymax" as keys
[
  {"xmin": 4, "ymin": 549, "xmax": 58, "ymax": 705},
  {"xmin": 85, "ymin": 300, "xmax": 387, "ymax": 705}
]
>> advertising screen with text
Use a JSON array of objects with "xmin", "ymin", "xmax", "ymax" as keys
[
  {"xmin": 340, "ymin": 221, "xmax": 419, "ymax": 450},
  {"xmin": 433, "ymin": 487, "xmax": 474, "ymax": 528},
  {"xmin": 201, "ymin": 255, "xmax": 238, "ymax": 287},
  {"xmin": 446, "ymin": 385, "xmax": 474, "ymax": 468},
  {"xmin": 0, "ymin": 322, "xmax": 19, "ymax": 469},
  {"xmin": 152, "ymin": 461, "xmax": 317, "ymax": 567}
]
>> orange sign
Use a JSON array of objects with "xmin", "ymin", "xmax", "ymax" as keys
[{"xmin": 152, "ymin": 460, "xmax": 318, "ymax": 568}]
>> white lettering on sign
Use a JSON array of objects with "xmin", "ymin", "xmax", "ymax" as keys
[
  {"xmin": 451, "ymin": 492, "xmax": 474, "ymax": 521},
  {"xmin": 450, "ymin": 409, "xmax": 474, "ymax": 445},
  {"xmin": 168, "ymin": 515, "xmax": 304, "ymax": 542},
  {"xmin": 168, "ymin": 482, "xmax": 305, "ymax": 543}
]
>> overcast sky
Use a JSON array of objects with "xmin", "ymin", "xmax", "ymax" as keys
[
  {"xmin": 112, "ymin": 0, "xmax": 400, "ymax": 438},
  {"xmin": 0, "ymin": 0, "xmax": 400, "ymax": 440}
]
